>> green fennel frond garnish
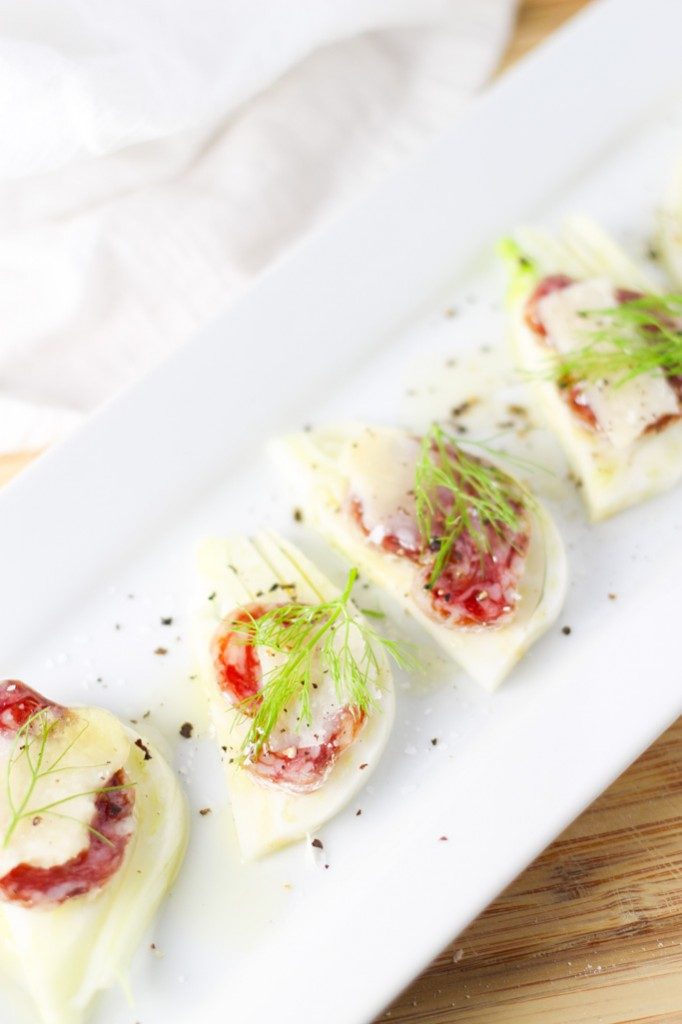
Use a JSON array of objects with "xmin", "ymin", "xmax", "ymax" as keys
[
  {"xmin": 553, "ymin": 293, "xmax": 682, "ymax": 387},
  {"xmin": 232, "ymin": 569, "xmax": 413, "ymax": 758},
  {"xmin": 415, "ymin": 424, "xmax": 531, "ymax": 589},
  {"xmin": 3, "ymin": 709, "xmax": 133, "ymax": 849}
]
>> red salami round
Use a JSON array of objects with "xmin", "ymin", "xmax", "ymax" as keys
[
  {"xmin": 245, "ymin": 706, "xmax": 365, "ymax": 793},
  {"xmin": 349, "ymin": 444, "xmax": 531, "ymax": 628},
  {"xmin": 211, "ymin": 604, "xmax": 270, "ymax": 705},
  {"xmin": 0, "ymin": 680, "xmax": 60, "ymax": 733},
  {"xmin": 213, "ymin": 607, "xmax": 365, "ymax": 792},
  {"xmin": 524, "ymin": 274, "xmax": 573, "ymax": 336},
  {"xmin": 416, "ymin": 520, "xmax": 529, "ymax": 627},
  {"xmin": 0, "ymin": 680, "xmax": 135, "ymax": 908}
]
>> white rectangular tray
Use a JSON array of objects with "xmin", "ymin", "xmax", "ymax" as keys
[{"xmin": 1, "ymin": 2, "xmax": 681, "ymax": 1021}]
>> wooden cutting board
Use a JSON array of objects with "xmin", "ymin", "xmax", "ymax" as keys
[{"xmin": 3, "ymin": 4, "xmax": 681, "ymax": 1023}]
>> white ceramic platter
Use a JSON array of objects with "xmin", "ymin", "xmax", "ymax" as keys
[{"xmin": 1, "ymin": 1, "xmax": 681, "ymax": 1021}]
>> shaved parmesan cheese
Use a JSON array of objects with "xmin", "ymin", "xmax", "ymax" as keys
[
  {"xmin": 0, "ymin": 708, "xmax": 129, "ymax": 876},
  {"xmin": 538, "ymin": 280, "xmax": 679, "ymax": 449},
  {"xmin": 343, "ymin": 429, "xmax": 421, "ymax": 552}
]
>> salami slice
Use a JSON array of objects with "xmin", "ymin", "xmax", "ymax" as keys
[
  {"xmin": 0, "ymin": 680, "xmax": 135, "ymax": 908},
  {"xmin": 213, "ymin": 607, "xmax": 365, "ymax": 792},
  {"xmin": 350, "ymin": 440, "xmax": 531, "ymax": 628}
]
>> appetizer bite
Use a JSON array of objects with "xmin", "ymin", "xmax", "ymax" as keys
[
  {"xmin": 193, "ymin": 532, "xmax": 401, "ymax": 860},
  {"xmin": 272, "ymin": 423, "xmax": 566, "ymax": 690},
  {"xmin": 500, "ymin": 217, "xmax": 682, "ymax": 519},
  {"xmin": 0, "ymin": 680, "xmax": 187, "ymax": 1024}
]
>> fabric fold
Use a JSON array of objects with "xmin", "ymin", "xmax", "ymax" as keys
[{"xmin": 0, "ymin": 0, "xmax": 516, "ymax": 447}]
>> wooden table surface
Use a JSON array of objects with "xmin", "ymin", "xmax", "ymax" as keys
[{"xmin": 3, "ymin": 3, "xmax": 681, "ymax": 1023}]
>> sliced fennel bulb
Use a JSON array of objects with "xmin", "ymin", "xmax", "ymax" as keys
[
  {"xmin": 192, "ymin": 531, "xmax": 395, "ymax": 861},
  {"xmin": 500, "ymin": 219, "xmax": 682, "ymax": 519},
  {"xmin": 0, "ymin": 708, "xmax": 188, "ymax": 1024}
]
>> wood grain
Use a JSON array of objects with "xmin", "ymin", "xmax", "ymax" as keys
[
  {"xmin": 499, "ymin": 0, "xmax": 592, "ymax": 71},
  {"xmin": 3, "ymin": 3, "xmax": 681, "ymax": 1024},
  {"xmin": 378, "ymin": 720, "xmax": 682, "ymax": 1023},
  {"xmin": 0, "ymin": 451, "xmax": 39, "ymax": 488},
  {"xmin": 377, "ymin": 2, "xmax": 682, "ymax": 1022}
]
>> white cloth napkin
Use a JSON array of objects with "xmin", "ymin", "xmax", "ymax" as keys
[{"xmin": 0, "ymin": 0, "xmax": 516, "ymax": 453}]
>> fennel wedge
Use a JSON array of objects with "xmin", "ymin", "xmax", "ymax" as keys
[
  {"xmin": 0, "ymin": 681, "xmax": 188, "ymax": 1024},
  {"xmin": 500, "ymin": 217, "xmax": 682, "ymax": 519},
  {"xmin": 271, "ymin": 424, "xmax": 566, "ymax": 690},
  {"xmin": 192, "ymin": 532, "xmax": 397, "ymax": 861}
]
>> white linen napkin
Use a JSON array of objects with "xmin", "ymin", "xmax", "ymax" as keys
[{"xmin": 0, "ymin": 0, "xmax": 516, "ymax": 453}]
